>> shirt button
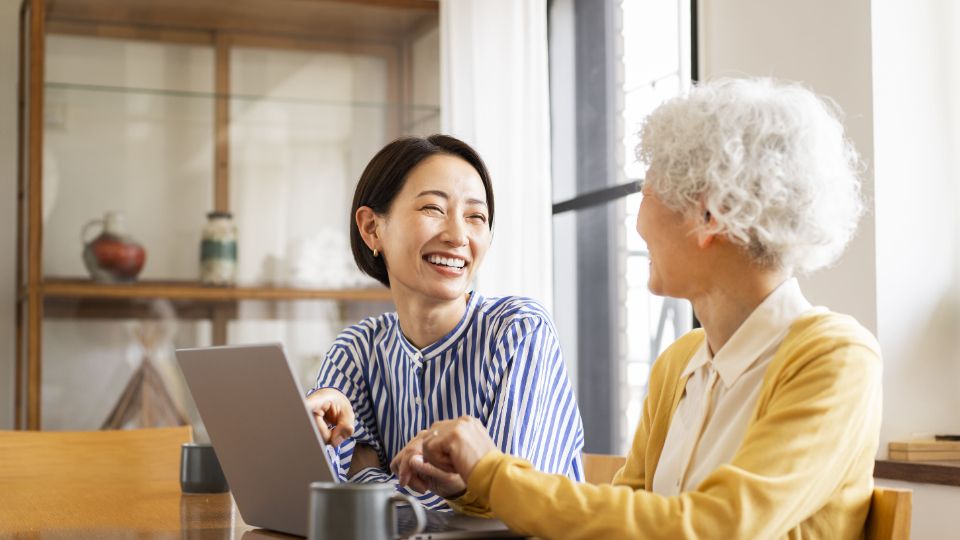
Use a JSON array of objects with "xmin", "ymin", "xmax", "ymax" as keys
[{"xmin": 415, "ymin": 397, "xmax": 422, "ymax": 406}]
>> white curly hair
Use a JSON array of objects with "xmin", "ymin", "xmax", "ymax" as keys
[{"xmin": 637, "ymin": 77, "xmax": 864, "ymax": 274}]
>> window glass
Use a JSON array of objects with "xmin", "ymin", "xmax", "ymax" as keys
[{"xmin": 550, "ymin": 0, "xmax": 693, "ymax": 452}]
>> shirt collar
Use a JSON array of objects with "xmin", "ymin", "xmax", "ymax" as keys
[
  {"xmin": 681, "ymin": 278, "xmax": 812, "ymax": 387},
  {"xmin": 394, "ymin": 290, "xmax": 481, "ymax": 362}
]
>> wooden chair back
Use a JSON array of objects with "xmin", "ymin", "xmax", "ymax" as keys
[
  {"xmin": 864, "ymin": 486, "xmax": 912, "ymax": 540},
  {"xmin": 583, "ymin": 452, "xmax": 627, "ymax": 484},
  {"xmin": 0, "ymin": 426, "xmax": 192, "ymax": 480},
  {"xmin": 0, "ymin": 426, "xmax": 193, "ymax": 531}
]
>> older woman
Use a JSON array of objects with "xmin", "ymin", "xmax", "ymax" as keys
[{"xmin": 411, "ymin": 78, "xmax": 882, "ymax": 538}]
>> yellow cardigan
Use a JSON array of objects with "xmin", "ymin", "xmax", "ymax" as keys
[{"xmin": 452, "ymin": 311, "xmax": 883, "ymax": 539}]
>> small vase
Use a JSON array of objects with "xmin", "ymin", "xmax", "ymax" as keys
[
  {"xmin": 200, "ymin": 211, "xmax": 237, "ymax": 286},
  {"xmin": 82, "ymin": 211, "xmax": 146, "ymax": 283}
]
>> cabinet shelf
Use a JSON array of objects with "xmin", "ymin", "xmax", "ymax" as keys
[
  {"xmin": 46, "ymin": 82, "xmax": 443, "ymax": 116},
  {"xmin": 875, "ymin": 459, "xmax": 960, "ymax": 488},
  {"xmin": 34, "ymin": 278, "xmax": 392, "ymax": 321},
  {"xmin": 34, "ymin": 277, "xmax": 393, "ymax": 303}
]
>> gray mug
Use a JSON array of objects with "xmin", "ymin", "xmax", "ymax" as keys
[
  {"xmin": 308, "ymin": 482, "xmax": 426, "ymax": 540},
  {"xmin": 180, "ymin": 442, "xmax": 229, "ymax": 493}
]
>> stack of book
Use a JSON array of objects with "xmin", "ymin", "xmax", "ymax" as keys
[{"xmin": 888, "ymin": 439, "xmax": 960, "ymax": 462}]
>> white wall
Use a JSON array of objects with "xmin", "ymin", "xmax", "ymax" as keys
[
  {"xmin": 700, "ymin": 0, "xmax": 960, "ymax": 537},
  {"xmin": 1, "ymin": 0, "xmax": 17, "ymax": 429},
  {"xmin": 700, "ymin": 0, "xmax": 878, "ymax": 332},
  {"xmin": 872, "ymin": 3, "xmax": 960, "ymax": 534},
  {"xmin": 872, "ymin": 0, "xmax": 960, "ymax": 451}
]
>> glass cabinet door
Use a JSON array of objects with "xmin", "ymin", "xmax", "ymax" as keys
[
  {"xmin": 20, "ymin": 0, "xmax": 440, "ymax": 430},
  {"xmin": 43, "ymin": 35, "xmax": 215, "ymax": 280}
]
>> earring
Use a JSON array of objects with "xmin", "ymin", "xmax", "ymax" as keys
[{"xmin": 372, "ymin": 248, "xmax": 379, "ymax": 257}]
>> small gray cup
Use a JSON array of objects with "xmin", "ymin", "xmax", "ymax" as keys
[
  {"xmin": 180, "ymin": 442, "xmax": 229, "ymax": 493},
  {"xmin": 308, "ymin": 482, "xmax": 426, "ymax": 540}
]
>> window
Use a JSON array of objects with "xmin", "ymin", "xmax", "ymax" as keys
[{"xmin": 549, "ymin": 0, "xmax": 694, "ymax": 453}]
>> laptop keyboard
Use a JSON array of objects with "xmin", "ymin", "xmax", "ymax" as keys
[{"xmin": 397, "ymin": 505, "xmax": 463, "ymax": 534}]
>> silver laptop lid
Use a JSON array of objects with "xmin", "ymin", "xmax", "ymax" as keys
[
  {"xmin": 176, "ymin": 343, "xmax": 337, "ymax": 536},
  {"xmin": 178, "ymin": 343, "xmax": 521, "ymax": 540}
]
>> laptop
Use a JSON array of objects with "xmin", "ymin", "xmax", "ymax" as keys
[{"xmin": 176, "ymin": 343, "xmax": 520, "ymax": 539}]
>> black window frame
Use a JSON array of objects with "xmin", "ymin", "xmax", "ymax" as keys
[{"xmin": 549, "ymin": 0, "xmax": 698, "ymax": 453}]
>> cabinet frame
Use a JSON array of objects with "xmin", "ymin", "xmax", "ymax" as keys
[{"xmin": 14, "ymin": 0, "xmax": 436, "ymax": 429}]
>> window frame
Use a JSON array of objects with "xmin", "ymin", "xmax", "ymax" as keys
[{"xmin": 549, "ymin": 0, "xmax": 697, "ymax": 453}]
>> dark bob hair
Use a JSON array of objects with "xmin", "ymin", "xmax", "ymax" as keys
[{"xmin": 350, "ymin": 134, "xmax": 495, "ymax": 287}]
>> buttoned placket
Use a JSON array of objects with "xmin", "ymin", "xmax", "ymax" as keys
[
  {"xmin": 412, "ymin": 351, "xmax": 426, "ymax": 429},
  {"xmin": 676, "ymin": 364, "xmax": 721, "ymax": 492}
]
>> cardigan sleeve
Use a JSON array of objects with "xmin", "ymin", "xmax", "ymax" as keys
[{"xmin": 459, "ymin": 332, "xmax": 882, "ymax": 539}]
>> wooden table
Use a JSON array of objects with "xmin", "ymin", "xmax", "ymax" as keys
[{"xmin": 0, "ymin": 428, "xmax": 295, "ymax": 539}]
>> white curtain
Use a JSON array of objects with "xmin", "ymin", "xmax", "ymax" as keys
[{"xmin": 440, "ymin": 0, "xmax": 554, "ymax": 311}]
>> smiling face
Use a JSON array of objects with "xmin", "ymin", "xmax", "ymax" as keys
[{"xmin": 367, "ymin": 154, "xmax": 492, "ymax": 305}]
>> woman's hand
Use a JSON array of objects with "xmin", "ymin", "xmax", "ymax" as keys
[
  {"xmin": 305, "ymin": 388, "xmax": 355, "ymax": 446},
  {"xmin": 421, "ymin": 416, "xmax": 499, "ymax": 484},
  {"xmin": 391, "ymin": 430, "xmax": 466, "ymax": 498}
]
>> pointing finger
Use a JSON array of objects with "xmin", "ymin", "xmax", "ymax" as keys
[{"xmin": 316, "ymin": 419, "xmax": 332, "ymax": 443}]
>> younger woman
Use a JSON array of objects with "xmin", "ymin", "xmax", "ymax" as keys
[{"xmin": 306, "ymin": 135, "xmax": 584, "ymax": 510}]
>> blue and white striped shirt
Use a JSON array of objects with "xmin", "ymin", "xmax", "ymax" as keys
[{"xmin": 312, "ymin": 292, "xmax": 584, "ymax": 510}]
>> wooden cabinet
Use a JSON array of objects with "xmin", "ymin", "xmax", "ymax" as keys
[{"xmin": 15, "ymin": 0, "xmax": 439, "ymax": 429}]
